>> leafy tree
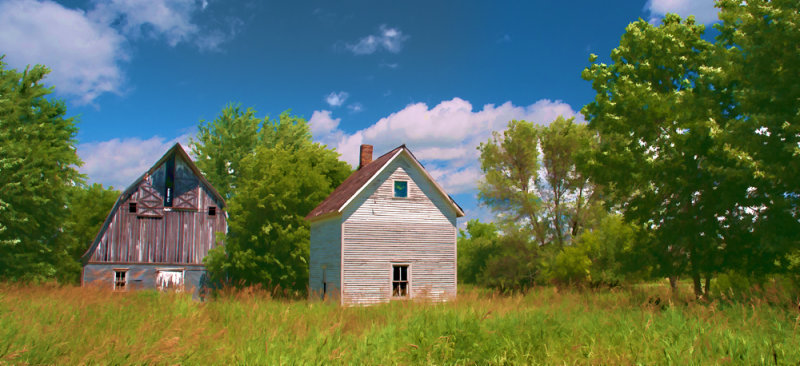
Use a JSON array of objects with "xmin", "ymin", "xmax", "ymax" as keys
[
  {"xmin": 190, "ymin": 104, "xmax": 261, "ymax": 200},
  {"xmin": 0, "ymin": 58, "xmax": 84, "ymax": 281},
  {"xmin": 457, "ymin": 219, "xmax": 501, "ymax": 284},
  {"xmin": 716, "ymin": 0, "xmax": 800, "ymax": 274},
  {"xmin": 54, "ymin": 183, "xmax": 119, "ymax": 284},
  {"xmin": 202, "ymin": 112, "xmax": 351, "ymax": 291},
  {"xmin": 580, "ymin": 14, "xmax": 756, "ymax": 296}
]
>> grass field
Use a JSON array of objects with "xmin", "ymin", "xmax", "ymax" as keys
[{"xmin": 1, "ymin": 283, "xmax": 798, "ymax": 365}]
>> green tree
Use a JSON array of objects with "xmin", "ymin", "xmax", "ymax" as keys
[
  {"xmin": 54, "ymin": 183, "xmax": 119, "ymax": 284},
  {"xmin": 190, "ymin": 104, "xmax": 261, "ymax": 200},
  {"xmin": 457, "ymin": 219, "xmax": 501, "ymax": 284},
  {"xmin": 581, "ymin": 14, "xmax": 754, "ymax": 296},
  {"xmin": 716, "ymin": 0, "xmax": 800, "ymax": 275},
  {"xmin": 0, "ymin": 57, "xmax": 84, "ymax": 281},
  {"xmin": 202, "ymin": 112, "xmax": 351, "ymax": 292}
]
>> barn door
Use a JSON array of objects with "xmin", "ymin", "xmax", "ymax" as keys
[{"xmin": 137, "ymin": 181, "xmax": 164, "ymax": 218}]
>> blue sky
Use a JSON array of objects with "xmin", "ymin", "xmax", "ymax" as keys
[{"xmin": 0, "ymin": 0, "xmax": 720, "ymax": 225}]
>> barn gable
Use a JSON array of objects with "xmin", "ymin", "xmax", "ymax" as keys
[{"xmin": 81, "ymin": 143, "xmax": 226, "ymax": 298}]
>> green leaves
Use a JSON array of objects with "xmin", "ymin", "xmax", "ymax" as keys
[
  {"xmin": 198, "ymin": 108, "xmax": 351, "ymax": 291},
  {"xmin": 0, "ymin": 57, "xmax": 84, "ymax": 282}
]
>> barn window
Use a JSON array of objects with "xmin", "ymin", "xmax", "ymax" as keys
[
  {"xmin": 129, "ymin": 202, "xmax": 137, "ymax": 213},
  {"xmin": 156, "ymin": 270, "xmax": 184, "ymax": 292},
  {"xmin": 393, "ymin": 180, "xmax": 408, "ymax": 198},
  {"xmin": 114, "ymin": 270, "xmax": 127, "ymax": 291},
  {"xmin": 208, "ymin": 206, "xmax": 216, "ymax": 216},
  {"xmin": 392, "ymin": 264, "xmax": 409, "ymax": 298}
]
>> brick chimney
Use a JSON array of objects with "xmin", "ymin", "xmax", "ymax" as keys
[{"xmin": 358, "ymin": 144, "xmax": 373, "ymax": 169}]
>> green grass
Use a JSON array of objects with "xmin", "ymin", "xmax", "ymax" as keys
[{"xmin": 1, "ymin": 283, "xmax": 798, "ymax": 365}]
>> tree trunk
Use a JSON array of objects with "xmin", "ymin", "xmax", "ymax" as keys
[
  {"xmin": 668, "ymin": 276, "xmax": 678, "ymax": 291},
  {"xmin": 691, "ymin": 271, "xmax": 703, "ymax": 299},
  {"xmin": 704, "ymin": 275, "xmax": 711, "ymax": 297}
]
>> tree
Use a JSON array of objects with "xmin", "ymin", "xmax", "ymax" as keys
[
  {"xmin": 190, "ymin": 104, "xmax": 261, "ymax": 200},
  {"xmin": 457, "ymin": 219, "xmax": 501, "ymax": 285},
  {"xmin": 54, "ymin": 183, "xmax": 119, "ymax": 284},
  {"xmin": 580, "ymin": 14, "xmax": 754, "ymax": 296},
  {"xmin": 0, "ymin": 57, "xmax": 84, "ymax": 281},
  {"xmin": 716, "ymin": 0, "xmax": 800, "ymax": 274},
  {"xmin": 202, "ymin": 112, "xmax": 351, "ymax": 292}
]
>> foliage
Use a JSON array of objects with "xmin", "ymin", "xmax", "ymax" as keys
[
  {"xmin": 457, "ymin": 219, "xmax": 500, "ymax": 285},
  {"xmin": 54, "ymin": 183, "xmax": 120, "ymax": 284},
  {"xmin": 190, "ymin": 104, "xmax": 261, "ymax": 200},
  {"xmin": 0, "ymin": 57, "xmax": 84, "ymax": 282},
  {"xmin": 202, "ymin": 112, "xmax": 351, "ymax": 291},
  {"xmin": 715, "ymin": 0, "xmax": 800, "ymax": 274},
  {"xmin": 1, "ymin": 283, "xmax": 798, "ymax": 364},
  {"xmin": 580, "ymin": 14, "xmax": 762, "ymax": 296}
]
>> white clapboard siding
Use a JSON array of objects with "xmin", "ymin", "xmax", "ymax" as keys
[
  {"xmin": 309, "ymin": 216, "xmax": 342, "ymax": 300},
  {"xmin": 341, "ymin": 156, "xmax": 457, "ymax": 305}
]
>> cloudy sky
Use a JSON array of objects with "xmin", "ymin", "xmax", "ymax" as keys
[{"xmin": 0, "ymin": 0, "xmax": 721, "ymax": 225}]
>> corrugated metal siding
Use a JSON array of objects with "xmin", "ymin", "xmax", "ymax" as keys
[
  {"xmin": 89, "ymin": 156, "xmax": 226, "ymax": 264},
  {"xmin": 341, "ymin": 157, "xmax": 457, "ymax": 306},
  {"xmin": 308, "ymin": 216, "xmax": 342, "ymax": 300}
]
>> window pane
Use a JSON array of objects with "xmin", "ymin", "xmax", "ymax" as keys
[{"xmin": 394, "ymin": 181, "xmax": 408, "ymax": 198}]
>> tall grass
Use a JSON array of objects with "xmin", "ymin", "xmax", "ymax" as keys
[{"xmin": 1, "ymin": 283, "xmax": 798, "ymax": 365}]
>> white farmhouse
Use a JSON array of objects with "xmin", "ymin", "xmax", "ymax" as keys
[{"xmin": 306, "ymin": 144, "xmax": 464, "ymax": 305}]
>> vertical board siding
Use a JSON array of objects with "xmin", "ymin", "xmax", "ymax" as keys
[
  {"xmin": 309, "ymin": 217, "xmax": 342, "ymax": 300},
  {"xmin": 340, "ymin": 156, "xmax": 457, "ymax": 306},
  {"xmin": 88, "ymin": 155, "xmax": 226, "ymax": 265}
]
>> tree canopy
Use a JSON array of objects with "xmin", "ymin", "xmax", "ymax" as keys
[{"xmin": 0, "ymin": 57, "xmax": 84, "ymax": 281}]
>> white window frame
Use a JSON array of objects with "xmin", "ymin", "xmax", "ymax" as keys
[
  {"xmin": 390, "ymin": 263, "xmax": 411, "ymax": 299},
  {"xmin": 392, "ymin": 179, "xmax": 409, "ymax": 198},
  {"xmin": 113, "ymin": 268, "xmax": 128, "ymax": 291}
]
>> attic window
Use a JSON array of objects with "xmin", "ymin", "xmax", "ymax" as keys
[
  {"xmin": 392, "ymin": 264, "xmax": 409, "ymax": 298},
  {"xmin": 129, "ymin": 202, "xmax": 137, "ymax": 213},
  {"xmin": 393, "ymin": 181, "xmax": 408, "ymax": 198},
  {"xmin": 208, "ymin": 206, "xmax": 216, "ymax": 216}
]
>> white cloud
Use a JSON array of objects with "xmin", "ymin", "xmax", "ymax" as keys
[
  {"xmin": 325, "ymin": 91, "xmax": 349, "ymax": 107},
  {"xmin": 78, "ymin": 133, "xmax": 191, "ymax": 189},
  {"xmin": 311, "ymin": 97, "xmax": 584, "ymax": 195},
  {"xmin": 347, "ymin": 25, "xmax": 409, "ymax": 55},
  {"xmin": 646, "ymin": 0, "xmax": 719, "ymax": 25},
  {"xmin": 347, "ymin": 103, "xmax": 364, "ymax": 113},
  {"xmin": 0, "ymin": 0, "xmax": 127, "ymax": 104},
  {"xmin": 0, "ymin": 0, "xmax": 240, "ymax": 104}
]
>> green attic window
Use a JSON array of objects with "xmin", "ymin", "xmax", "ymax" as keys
[{"xmin": 394, "ymin": 180, "xmax": 408, "ymax": 198}]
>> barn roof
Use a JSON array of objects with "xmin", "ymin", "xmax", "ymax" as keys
[
  {"xmin": 80, "ymin": 143, "xmax": 225, "ymax": 264},
  {"xmin": 306, "ymin": 144, "xmax": 464, "ymax": 222}
]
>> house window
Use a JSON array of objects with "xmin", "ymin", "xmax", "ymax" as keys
[
  {"xmin": 392, "ymin": 265, "xmax": 409, "ymax": 297},
  {"xmin": 208, "ymin": 206, "xmax": 216, "ymax": 216},
  {"xmin": 393, "ymin": 180, "xmax": 408, "ymax": 198},
  {"xmin": 129, "ymin": 202, "xmax": 137, "ymax": 213},
  {"xmin": 114, "ymin": 270, "xmax": 127, "ymax": 291}
]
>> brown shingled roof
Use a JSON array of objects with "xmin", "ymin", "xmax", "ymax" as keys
[{"xmin": 306, "ymin": 146, "xmax": 403, "ymax": 220}]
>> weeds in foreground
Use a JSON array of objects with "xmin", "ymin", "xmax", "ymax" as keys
[{"xmin": 0, "ymin": 282, "xmax": 798, "ymax": 365}]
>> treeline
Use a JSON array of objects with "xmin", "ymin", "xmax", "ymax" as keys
[{"xmin": 460, "ymin": 0, "xmax": 800, "ymax": 298}]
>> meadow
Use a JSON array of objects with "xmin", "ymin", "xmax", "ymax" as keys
[{"xmin": 1, "ymin": 283, "xmax": 798, "ymax": 365}]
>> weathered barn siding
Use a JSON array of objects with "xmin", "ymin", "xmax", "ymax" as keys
[
  {"xmin": 82, "ymin": 145, "xmax": 226, "ymax": 299},
  {"xmin": 88, "ymin": 157, "xmax": 226, "ymax": 264},
  {"xmin": 341, "ymin": 156, "xmax": 458, "ymax": 305},
  {"xmin": 308, "ymin": 216, "xmax": 342, "ymax": 300},
  {"xmin": 83, "ymin": 263, "xmax": 208, "ymax": 298}
]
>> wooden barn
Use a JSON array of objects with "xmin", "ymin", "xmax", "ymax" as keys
[
  {"xmin": 81, "ymin": 143, "xmax": 227, "ymax": 298},
  {"xmin": 306, "ymin": 144, "xmax": 464, "ymax": 305}
]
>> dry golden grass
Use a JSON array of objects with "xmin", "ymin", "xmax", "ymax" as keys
[{"xmin": 1, "ymin": 282, "xmax": 798, "ymax": 365}]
